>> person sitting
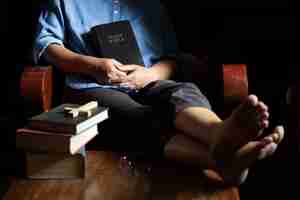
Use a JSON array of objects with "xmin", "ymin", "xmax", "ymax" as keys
[{"xmin": 32, "ymin": 0, "xmax": 284, "ymax": 185}]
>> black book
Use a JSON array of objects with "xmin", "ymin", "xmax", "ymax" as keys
[
  {"xmin": 27, "ymin": 103, "xmax": 108, "ymax": 134},
  {"xmin": 90, "ymin": 20, "xmax": 145, "ymax": 66}
]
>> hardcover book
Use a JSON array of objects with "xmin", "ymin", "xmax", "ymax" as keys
[
  {"xmin": 25, "ymin": 148, "xmax": 86, "ymax": 179},
  {"xmin": 27, "ymin": 103, "xmax": 108, "ymax": 134},
  {"xmin": 16, "ymin": 125, "xmax": 98, "ymax": 154},
  {"xmin": 90, "ymin": 20, "xmax": 145, "ymax": 66}
]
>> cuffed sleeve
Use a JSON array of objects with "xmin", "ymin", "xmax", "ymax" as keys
[{"xmin": 33, "ymin": 0, "xmax": 65, "ymax": 64}]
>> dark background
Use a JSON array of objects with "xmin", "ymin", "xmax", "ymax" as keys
[{"xmin": 1, "ymin": 0, "xmax": 298, "ymax": 199}]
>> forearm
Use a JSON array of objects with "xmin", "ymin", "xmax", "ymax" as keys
[
  {"xmin": 149, "ymin": 59, "xmax": 177, "ymax": 80},
  {"xmin": 43, "ymin": 44, "xmax": 98, "ymax": 76}
]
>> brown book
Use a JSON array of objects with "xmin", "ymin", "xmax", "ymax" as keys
[
  {"xmin": 25, "ymin": 148, "xmax": 86, "ymax": 179},
  {"xmin": 16, "ymin": 125, "xmax": 98, "ymax": 154},
  {"xmin": 28, "ymin": 103, "xmax": 108, "ymax": 134}
]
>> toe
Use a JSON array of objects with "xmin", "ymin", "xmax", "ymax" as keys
[
  {"xmin": 258, "ymin": 143, "xmax": 277, "ymax": 159},
  {"xmin": 261, "ymin": 120, "xmax": 269, "ymax": 129},
  {"xmin": 260, "ymin": 111, "xmax": 269, "ymax": 120},
  {"xmin": 271, "ymin": 134, "xmax": 280, "ymax": 144},
  {"xmin": 266, "ymin": 143, "xmax": 278, "ymax": 156},
  {"xmin": 236, "ymin": 139, "xmax": 271, "ymax": 158},
  {"xmin": 248, "ymin": 94, "xmax": 259, "ymax": 106},
  {"xmin": 265, "ymin": 126, "xmax": 284, "ymax": 144},
  {"xmin": 274, "ymin": 125, "xmax": 285, "ymax": 144},
  {"xmin": 257, "ymin": 101, "xmax": 268, "ymax": 112},
  {"xmin": 258, "ymin": 148, "xmax": 268, "ymax": 160},
  {"xmin": 257, "ymin": 109, "xmax": 269, "ymax": 128},
  {"xmin": 218, "ymin": 138, "xmax": 272, "ymax": 186}
]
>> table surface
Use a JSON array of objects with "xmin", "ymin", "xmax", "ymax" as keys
[{"xmin": 4, "ymin": 151, "xmax": 239, "ymax": 200}]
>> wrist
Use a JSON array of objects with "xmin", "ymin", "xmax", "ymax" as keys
[
  {"xmin": 150, "ymin": 60, "xmax": 176, "ymax": 80},
  {"xmin": 77, "ymin": 55, "xmax": 104, "ymax": 75},
  {"xmin": 148, "ymin": 68, "xmax": 161, "ymax": 81}
]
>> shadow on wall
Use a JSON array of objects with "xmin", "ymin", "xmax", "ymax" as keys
[{"xmin": 162, "ymin": 1, "xmax": 297, "ymax": 63}]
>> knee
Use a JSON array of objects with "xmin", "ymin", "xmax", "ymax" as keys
[{"xmin": 174, "ymin": 82, "xmax": 212, "ymax": 110}]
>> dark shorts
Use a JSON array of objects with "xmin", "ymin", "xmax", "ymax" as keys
[{"xmin": 64, "ymin": 79, "xmax": 211, "ymax": 156}]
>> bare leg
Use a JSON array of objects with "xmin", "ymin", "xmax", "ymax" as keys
[
  {"xmin": 168, "ymin": 94, "xmax": 285, "ymax": 184},
  {"xmin": 174, "ymin": 95, "xmax": 269, "ymax": 159},
  {"xmin": 163, "ymin": 134, "xmax": 216, "ymax": 169},
  {"xmin": 163, "ymin": 126, "xmax": 284, "ymax": 185}
]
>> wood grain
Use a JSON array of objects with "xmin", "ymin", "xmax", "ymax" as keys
[{"xmin": 4, "ymin": 151, "xmax": 239, "ymax": 200}]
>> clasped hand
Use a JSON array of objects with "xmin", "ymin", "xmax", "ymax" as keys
[{"xmin": 91, "ymin": 58, "xmax": 158, "ymax": 90}]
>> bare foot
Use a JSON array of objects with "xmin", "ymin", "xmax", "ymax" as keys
[
  {"xmin": 213, "ymin": 94, "xmax": 269, "ymax": 160},
  {"xmin": 217, "ymin": 125, "xmax": 284, "ymax": 185}
]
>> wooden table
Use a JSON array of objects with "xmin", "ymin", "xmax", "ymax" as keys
[{"xmin": 4, "ymin": 151, "xmax": 239, "ymax": 200}]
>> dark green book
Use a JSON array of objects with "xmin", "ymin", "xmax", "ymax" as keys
[
  {"xmin": 27, "ymin": 103, "xmax": 108, "ymax": 134},
  {"xmin": 90, "ymin": 20, "xmax": 145, "ymax": 66}
]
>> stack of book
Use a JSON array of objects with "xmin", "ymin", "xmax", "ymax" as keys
[{"xmin": 16, "ymin": 101, "xmax": 108, "ymax": 179}]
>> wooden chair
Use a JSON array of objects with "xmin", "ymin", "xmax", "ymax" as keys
[
  {"xmin": 7, "ymin": 62, "xmax": 249, "ymax": 200},
  {"xmin": 19, "ymin": 63, "xmax": 248, "ymax": 117}
]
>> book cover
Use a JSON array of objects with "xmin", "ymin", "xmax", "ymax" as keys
[
  {"xmin": 27, "ymin": 103, "xmax": 108, "ymax": 134},
  {"xmin": 25, "ymin": 148, "xmax": 86, "ymax": 179},
  {"xmin": 16, "ymin": 125, "xmax": 98, "ymax": 154},
  {"xmin": 90, "ymin": 20, "xmax": 145, "ymax": 66}
]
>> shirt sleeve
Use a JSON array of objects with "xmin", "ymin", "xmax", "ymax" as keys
[{"xmin": 32, "ymin": 0, "xmax": 65, "ymax": 64}]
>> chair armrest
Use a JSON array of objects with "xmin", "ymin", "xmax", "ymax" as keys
[
  {"xmin": 20, "ymin": 66, "xmax": 53, "ymax": 112},
  {"xmin": 220, "ymin": 64, "xmax": 248, "ymax": 118},
  {"xmin": 19, "ymin": 64, "xmax": 248, "ymax": 114},
  {"xmin": 223, "ymin": 64, "xmax": 248, "ymax": 109}
]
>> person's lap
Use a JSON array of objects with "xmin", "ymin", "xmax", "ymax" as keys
[{"xmin": 64, "ymin": 79, "xmax": 211, "ymax": 155}]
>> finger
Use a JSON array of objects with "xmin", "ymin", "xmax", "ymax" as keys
[
  {"xmin": 107, "ymin": 74, "xmax": 127, "ymax": 84},
  {"xmin": 110, "ymin": 76, "xmax": 128, "ymax": 84},
  {"xmin": 116, "ymin": 64, "xmax": 138, "ymax": 73},
  {"xmin": 127, "ymin": 71, "xmax": 137, "ymax": 79},
  {"xmin": 115, "ymin": 69, "xmax": 128, "ymax": 76}
]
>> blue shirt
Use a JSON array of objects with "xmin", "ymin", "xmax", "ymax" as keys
[{"xmin": 33, "ymin": 0, "xmax": 178, "ymax": 90}]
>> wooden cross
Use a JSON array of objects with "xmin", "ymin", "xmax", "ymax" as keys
[{"xmin": 64, "ymin": 101, "xmax": 98, "ymax": 118}]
